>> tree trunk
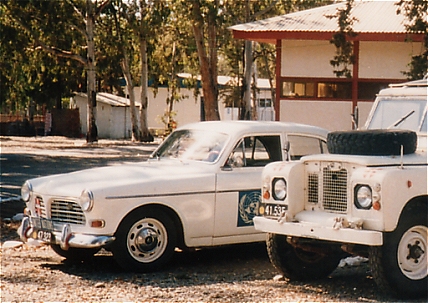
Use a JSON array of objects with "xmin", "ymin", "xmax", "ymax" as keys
[
  {"xmin": 242, "ymin": 40, "xmax": 253, "ymax": 120},
  {"xmin": 191, "ymin": 1, "xmax": 220, "ymax": 121},
  {"xmin": 121, "ymin": 54, "xmax": 141, "ymax": 142},
  {"xmin": 139, "ymin": 38, "xmax": 153, "ymax": 142},
  {"xmin": 86, "ymin": 0, "xmax": 98, "ymax": 143}
]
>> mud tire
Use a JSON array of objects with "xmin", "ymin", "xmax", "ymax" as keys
[
  {"xmin": 369, "ymin": 202, "xmax": 427, "ymax": 299},
  {"xmin": 327, "ymin": 129, "xmax": 417, "ymax": 155},
  {"xmin": 266, "ymin": 233, "xmax": 342, "ymax": 281}
]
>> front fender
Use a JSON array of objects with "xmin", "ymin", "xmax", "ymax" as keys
[{"xmin": 262, "ymin": 161, "xmax": 305, "ymax": 219}]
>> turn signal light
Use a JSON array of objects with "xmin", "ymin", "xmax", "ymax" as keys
[
  {"xmin": 373, "ymin": 201, "xmax": 381, "ymax": 211},
  {"xmin": 90, "ymin": 220, "xmax": 105, "ymax": 228},
  {"xmin": 263, "ymin": 190, "xmax": 270, "ymax": 200}
]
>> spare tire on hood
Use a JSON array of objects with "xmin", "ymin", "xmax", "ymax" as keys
[{"xmin": 327, "ymin": 129, "xmax": 417, "ymax": 156}]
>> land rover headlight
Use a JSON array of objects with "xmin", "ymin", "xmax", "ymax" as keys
[
  {"xmin": 355, "ymin": 185, "xmax": 372, "ymax": 209},
  {"xmin": 21, "ymin": 181, "xmax": 33, "ymax": 202},
  {"xmin": 79, "ymin": 189, "xmax": 94, "ymax": 212},
  {"xmin": 272, "ymin": 178, "xmax": 287, "ymax": 201}
]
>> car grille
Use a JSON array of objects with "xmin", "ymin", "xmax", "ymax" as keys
[
  {"xmin": 35, "ymin": 196, "xmax": 86, "ymax": 225},
  {"xmin": 307, "ymin": 174, "xmax": 319, "ymax": 204},
  {"xmin": 322, "ymin": 167, "xmax": 348, "ymax": 212},
  {"xmin": 306, "ymin": 163, "xmax": 348, "ymax": 213}
]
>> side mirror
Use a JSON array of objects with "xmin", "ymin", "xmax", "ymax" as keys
[{"xmin": 284, "ymin": 140, "xmax": 290, "ymax": 161}]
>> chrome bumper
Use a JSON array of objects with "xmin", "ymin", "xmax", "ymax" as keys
[
  {"xmin": 19, "ymin": 217, "xmax": 115, "ymax": 250},
  {"xmin": 253, "ymin": 216, "xmax": 383, "ymax": 246}
]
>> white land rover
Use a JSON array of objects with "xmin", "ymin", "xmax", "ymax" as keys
[{"xmin": 255, "ymin": 79, "xmax": 427, "ymax": 299}]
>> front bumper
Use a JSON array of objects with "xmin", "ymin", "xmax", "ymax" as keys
[
  {"xmin": 254, "ymin": 215, "xmax": 383, "ymax": 246},
  {"xmin": 18, "ymin": 217, "xmax": 115, "ymax": 250}
]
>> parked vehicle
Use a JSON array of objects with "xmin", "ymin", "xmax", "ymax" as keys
[
  {"xmin": 18, "ymin": 121, "xmax": 328, "ymax": 271},
  {"xmin": 255, "ymin": 79, "xmax": 427, "ymax": 298}
]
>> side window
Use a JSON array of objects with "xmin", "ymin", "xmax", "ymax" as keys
[
  {"xmin": 228, "ymin": 135, "xmax": 281, "ymax": 168},
  {"xmin": 288, "ymin": 135, "xmax": 326, "ymax": 160}
]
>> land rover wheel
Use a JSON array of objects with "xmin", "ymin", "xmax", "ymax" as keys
[
  {"xmin": 369, "ymin": 204, "xmax": 427, "ymax": 298},
  {"xmin": 51, "ymin": 245, "xmax": 100, "ymax": 261},
  {"xmin": 266, "ymin": 233, "xmax": 342, "ymax": 280},
  {"xmin": 112, "ymin": 208, "xmax": 177, "ymax": 272},
  {"xmin": 327, "ymin": 129, "xmax": 417, "ymax": 155}
]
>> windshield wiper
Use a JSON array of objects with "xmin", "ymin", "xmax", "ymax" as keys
[{"xmin": 388, "ymin": 110, "xmax": 415, "ymax": 129}]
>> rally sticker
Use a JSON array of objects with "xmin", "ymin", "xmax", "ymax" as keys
[{"xmin": 237, "ymin": 190, "xmax": 261, "ymax": 227}]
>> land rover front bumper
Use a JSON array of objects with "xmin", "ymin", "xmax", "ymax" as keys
[{"xmin": 253, "ymin": 215, "xmax": 383, "ymax": 246}]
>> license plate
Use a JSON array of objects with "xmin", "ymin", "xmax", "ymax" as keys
[
  {"xmin": 29, "ymin": 217, "xmax": 54, "ymax": 243},
  {"xmin": 262, "ymin": 203, "xmax": 288, "ymax": 218}
]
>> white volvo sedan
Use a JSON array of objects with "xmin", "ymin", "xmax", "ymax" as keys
[{"xmin": 19, "ymin": 121, "xmax": 328, "ymax": 271}]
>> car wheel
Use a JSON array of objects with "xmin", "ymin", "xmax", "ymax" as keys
[
  {"xmin": 50, "ymin": 244, "xmax": 100, "ymax": 261},
  {"xmin": 327, "ymin": 129, "xmax": 417, "ymax": 155},
  {"xmin": 369, "ymin": 203, "xmax": 427, "ymax": 299},
  {"xmin": 266, "ymin": 233, "xmax": 342, "ymax": 281},
  {"xmin": 112, "ymin": 208, "xmax": 177, "ymax": 272}
]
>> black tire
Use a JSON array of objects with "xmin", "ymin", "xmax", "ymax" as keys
[
  {"xmin": 369, "ymin": 204, "xmax": 427, "ymax": 299},
  {"xmin": 112, "ymin": 207, "xmax": 177, "ymax": 272},
  {"xmin": 327, "ymin": 129, "xmax": 417, "ymax": 156},
  {"xmin": 266, "ymin": 233, "xmax": 342, "ymax": 281},
  {"xmin": 50, "ymin": 245, "xmax": 100, "ymax": 261}
]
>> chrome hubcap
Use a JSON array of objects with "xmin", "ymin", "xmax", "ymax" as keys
[{"xmin": 127, "ymin": 218, "xmax": 167, "ymax": 263}]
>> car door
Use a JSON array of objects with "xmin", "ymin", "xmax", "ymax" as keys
[
  {"xmin": 214, "ymin": 134, "xmax": 283, "ymax": 243},
  {"xmin": 213, "ymin": 133, "xmax": 327, "ymax": 244}
]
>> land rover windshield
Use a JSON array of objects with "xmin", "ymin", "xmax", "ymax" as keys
[{"xmin": 366, "ymin": 97, "xmax": 427, "ymax": 133}]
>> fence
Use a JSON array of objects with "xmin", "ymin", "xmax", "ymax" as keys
[{"xmin": 0, "ymin": 109, "xmax": 81, "ymax": 137}]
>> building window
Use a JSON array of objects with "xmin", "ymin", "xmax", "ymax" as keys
[
  {"xmin": 282, "ymin": 81, "xmax": 315, "ymax": 98},
  {"xmin": 318, "ymin": 82, "xmax": 352, "ymax": 99},
  {"xmin": 281, "ymin": 79, "xmax": 395, "ymax": 101},
  {"xmin": 258, "ymin": 99, "xmax": 272, "ymax": 107},
  {"xmin": 358, "ymin": 82, "xmax": 390, "ymax": 100},
  {"xmin": 281, "ymin": 80, "xmax": 351, "ymax": 99}
]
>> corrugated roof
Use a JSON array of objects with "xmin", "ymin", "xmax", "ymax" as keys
[
  {"xmin": 74, "ymin": 92, "xmax": 139, "ymax": 107},
  {"xmin": 230, "ymin": 1, "xmax": 419, "ymax": 34}
]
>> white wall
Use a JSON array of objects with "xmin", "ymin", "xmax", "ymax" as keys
[
  {"xmin": 280, "ymin": 100, "xmax": 353, "ymax": 131},
  {"xmin": 135, "ymin": 87, "xmax": 233, "ymax": 130},
  {"xmin": 281, "ymin": 40, "xmax": 336, "ymax": 78},
  {"xmin": 282, "ymin": 40, "xmax": 423, "ymax": 79},
  {"xmin": 359, "ymin": 41, "xmax": 422, "ymax": 79}
]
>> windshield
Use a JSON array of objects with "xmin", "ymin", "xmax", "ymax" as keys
[
  {"xmin": 152, "ymin": 129, "xmax": 229, "ymax": 162},
  {"xmin": 366, "ymin": 97, "xmax": 427, "ymax": 133}
]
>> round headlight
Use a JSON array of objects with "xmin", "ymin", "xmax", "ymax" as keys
[
  {"xmin": 272, "ymin": 178, "xmax": 287, "ymax": 201},
  {"xmin": 21, "ymin": 181, "xmax": 33, "ymax": 202},
  {"xmin": 355, "ymin": 185, "xmax": 372, "ymax": 209},
  {"xmin": 79, "ymin": 189, "xmax": 94, "ymax": 212}
]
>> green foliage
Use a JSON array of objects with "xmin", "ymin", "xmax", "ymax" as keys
[
  {"xmin": 1, "ymin": 0, "xmax": 333, "ymax": 117},
  {"xmin": 396, "ymin": 0, "xmax": 428, "ymax": 80},
  {"xmin": 1, "ymin": 0, "xmax": 86, "ymax": 113},
  {"xmin": 326, "ymin": 0, "xmax": 357, "ymax": 78}
]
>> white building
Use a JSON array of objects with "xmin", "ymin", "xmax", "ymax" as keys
[
  {"xmin": 230, "ymin": 0, "xmax": 425, "ymax": 130},
  {"xmin": 71, "ymin": 76, "xmax": 274, "ymax": 139}
]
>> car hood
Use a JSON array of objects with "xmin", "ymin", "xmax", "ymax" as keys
[
  {"xmin": 301, "ymin": 150, "xmax": 427, "ymax": 166},
  {"xmin": 28, "ymin": 160, "xmax": 216, "ymax": 199}
]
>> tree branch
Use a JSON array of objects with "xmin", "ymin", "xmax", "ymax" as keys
[{"xmin": 9, "ymin": 9, "xmax": 87, "ymax": 65}]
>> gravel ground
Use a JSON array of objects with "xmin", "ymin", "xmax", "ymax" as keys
[
  {"xmin": 2, "ymin": 219, "xmax": 425, "ymax": 302},
  {"xmin": 1, "ymin": 136, "xmax": 426, "ymax": 302}
]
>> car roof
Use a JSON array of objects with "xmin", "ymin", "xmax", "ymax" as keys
[
  {"xmin": 176, "ymin": 120, "xmax": 329, "ymax": 138},
  {"xmin": 378, "ymin": 79, "xmax": 427, "ymax": 97}
]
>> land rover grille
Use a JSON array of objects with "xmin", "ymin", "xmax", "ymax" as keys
[{"xmin": 306, "ymin": 163, "xmax": 348, "ymax": 213}]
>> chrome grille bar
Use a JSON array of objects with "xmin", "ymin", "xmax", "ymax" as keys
[{"xmin": 51, "ymin": 200, "xmax": 86, "ymax": 225}]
